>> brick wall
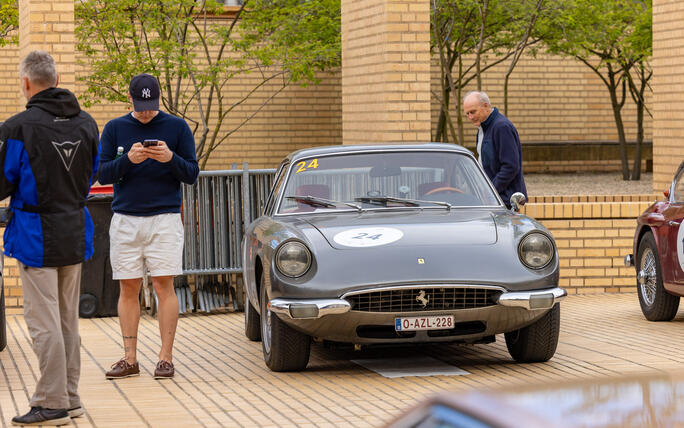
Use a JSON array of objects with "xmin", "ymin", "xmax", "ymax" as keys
[
  {"xmin": 652, "ymin": 0, "xmax": 684, "ymax": 192},
  {"xmin": 341, "ymin": 0, "xmax": 431, "ymax": 144},
  {"xmin": 522, "ymin": 194, "xmax": 656, "ymax": 294},
  {"xmin": 431, "ymin": 54, "xmax": 653, "ymax": 154},
  {"xmin": 0, "ymin": 4, "xmax": 663, "ymax": 309}
]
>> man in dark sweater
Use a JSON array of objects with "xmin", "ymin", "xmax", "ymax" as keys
[
  {"xmin": 2, "ymin": 51, "xmax": 99, "ymax": 426},
  {"xmin": 463, "ymin": 91, "xmax": 526, "ymax": 208},
  {"xmin": 98, "ymin": 73, "xmax": 199, "ymax": 380}
]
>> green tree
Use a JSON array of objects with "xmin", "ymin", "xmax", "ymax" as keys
[
  {"xmin": 541, "ymin": 0, "xmax": 651, "ymax": 180},
  {"xmin": 431, "ymin": 0, "xmax": 549, "ymax": 146},
  {"xmin": 76, "ymin": 0, "xmax": 340, "ymax": 168},
  {"xmin": 0, "ymin": 0, "xmax": 17, "ymax": 46}
]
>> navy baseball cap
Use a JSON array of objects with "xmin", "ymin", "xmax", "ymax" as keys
[{"xmin": 129, "ymin": 73, "xmax": 160, "ymax": 111}]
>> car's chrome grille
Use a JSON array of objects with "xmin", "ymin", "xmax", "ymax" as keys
[{"xmin": 346, "ymin": 287, "xmax": 502, "ymax": 312}]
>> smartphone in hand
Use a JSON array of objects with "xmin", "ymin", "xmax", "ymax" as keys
[{"xmin": 143, "ymin": 139, "xmax": 158, "ymax": 147}]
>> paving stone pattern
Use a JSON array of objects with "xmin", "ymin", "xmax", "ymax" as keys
[{"xmin": 1, "ymin": 293, "xmax": 683, "ymax": 427}]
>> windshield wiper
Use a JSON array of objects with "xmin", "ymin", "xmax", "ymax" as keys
[
  {"xmin": 285, "ymin": 195, "xmax": 363, "ymax": 212},
  {"xmin": 354, "ymin": 196, "xmax": 451, "ymax": 210}
]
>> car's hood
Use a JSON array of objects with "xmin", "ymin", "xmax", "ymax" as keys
[
  {"xmin": 302, "ymin": 209, "xmax": 497, "ymax": 249},
  {"xmin": 261, "ymin": 209, "xmax": 558, "ymax": 297}
]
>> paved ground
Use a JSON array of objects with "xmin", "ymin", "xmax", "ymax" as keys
[
  {"xmin": 526, "ymin": 172, "xmax": 653, "ymax": 196},
  {"xmin": 2, "ymin": 293, "xmax": 684, "ymax": 428}
]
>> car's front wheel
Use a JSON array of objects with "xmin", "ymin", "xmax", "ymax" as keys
[
  {"xmin": 637, "ymin": 231, "xmax": 680, "ymax": 321},
  {"xmin": 505, "ymin": 303, "xmax": 560, "ymax": 363},
  {"xmin": 259, "ymin": 280, "xmax": 310, "ymax": 371},
  {"xmin": 244, "ymin": 285, "xmax": 261, "ymax": 341}
]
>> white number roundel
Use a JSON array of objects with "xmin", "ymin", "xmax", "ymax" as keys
[
  {"xmin": 678, "ymin": 223, "xmax": 684, "ymax": 273},
  {"xmin": 333, "ymin": 227, "xmax": 403, "ymax": 247}
]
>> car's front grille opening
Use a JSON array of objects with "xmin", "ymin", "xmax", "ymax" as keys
[
  {"xmin": 356, "ymin": 325, "xmax": 416, "ymax": 339},
  {"xmin": 427, "ymin": 321, "xmax": 486, "ymax": 337},
  {"xmin": 346, "ymin": 287, "xmax": 501, "ymax": 312}
]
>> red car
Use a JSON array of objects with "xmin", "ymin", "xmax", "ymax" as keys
[{"xmin": 625, "ymin": 160, "xmax": 684, "ymax": 321}]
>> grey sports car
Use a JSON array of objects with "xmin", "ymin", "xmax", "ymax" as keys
[{"xmin": 242, "ymin": 143, "xmax": 565, "ymax": 372}]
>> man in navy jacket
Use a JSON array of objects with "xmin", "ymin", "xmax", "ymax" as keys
[
  {"xmin": 98, "ymin": 74, "xmax": 199, "ymax": 380},
  {"xmin": 463, "ymin": 91, "xmax": 527, "ymax": 207},
  {"xmin": 0, "ymin": 51, "xmax": 99, "ymax": 426}
]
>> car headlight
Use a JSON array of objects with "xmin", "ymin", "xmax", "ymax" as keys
[
  {"xmin": 275, "ymin": 241, "xmax": 312, "ymax": 277},
  {"xmin": 518, "ymin": 232, "xmax": 554, "ymax": 269}
]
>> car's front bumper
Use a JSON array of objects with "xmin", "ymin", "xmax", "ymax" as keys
[
  {"xmin": 269, "ymin": 287, "xmax": 567, "ymax": 319},
  {"xmin": 268, "ymin": 287, "xmax": 567, "ymax": 344}
]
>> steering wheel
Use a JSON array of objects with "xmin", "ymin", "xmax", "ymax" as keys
[{"xmin": 425, "ymin": 186, "xmax": 464, "ymax": 195}]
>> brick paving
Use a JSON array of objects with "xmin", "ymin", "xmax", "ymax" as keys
[{"xmin": 2, "ymin": 293, "xmax": 683, "ymax": 427}]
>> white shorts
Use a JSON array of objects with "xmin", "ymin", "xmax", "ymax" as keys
[{"xmin": 109, "ymin": 213, "xmax": 184, "ymax": 280}]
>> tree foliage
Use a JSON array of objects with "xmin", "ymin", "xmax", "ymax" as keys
[
  {"xmin": 430, "ymin": 0, "xmax": 551, "ymax": 146},
  {"xmin": 75, "ymin": 0, "xmax": 340, "ymax": 168},
  {"xmin": 541, "ymin": 0, "xmax": 652, "ymax": 180},
  {"xmin": 0, "ymin": 0, "xmax": 17, "ymax": 46}
]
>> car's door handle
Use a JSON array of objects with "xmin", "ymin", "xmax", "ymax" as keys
[{"xmin": 668, "ymin": 220, "xmax": 681, "ymax": 226}]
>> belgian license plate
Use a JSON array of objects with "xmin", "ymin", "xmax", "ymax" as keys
[{"xmin": 395, "ymin": 315, "xmax": 454, "ymax": 331}]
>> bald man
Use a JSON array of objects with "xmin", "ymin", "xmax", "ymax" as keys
[{"xmin": 463, "ymin": 91, "xmax": 527, "ymax": 208}]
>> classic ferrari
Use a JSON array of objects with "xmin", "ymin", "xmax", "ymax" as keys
[
  {"xmin": 625, "ymin": 160, "xmax": 684, "ymax": 321},
  {"xmin": 242, "ymin": 143, "xmax": 566, "ymax": 371}
]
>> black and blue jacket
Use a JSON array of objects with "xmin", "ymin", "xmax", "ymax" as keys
[
  {"xmin": 479, "ymin": 107, "xmax": 527, "ymax": 206},
  {"xmin": 0, "ymin": 88, "xmax": 100, "ymax": 267}
]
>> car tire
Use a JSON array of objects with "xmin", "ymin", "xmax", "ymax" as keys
[
  {"xmin": 259, "ymin": 278, "xmax": 310, "ymax": 371},
  {"xmin": 505, "ymin": 303, "xmax": 560, "ymax": 363},
  {"xmin": 637, "ymin": 231, "xmax": 680, "ymax": 321},
  {"xmin": 244, "ymin": 287, "xmax": 261, "ymax": 341}
]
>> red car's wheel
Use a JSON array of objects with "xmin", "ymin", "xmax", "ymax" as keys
[{"xmin": 637, "ymin": 231, "xmax": 680, "ymax": 321}]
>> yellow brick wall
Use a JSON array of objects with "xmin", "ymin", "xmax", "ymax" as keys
[
  {"xmin": 0, "ymin": 4, "xmax": 664, "ymax": 308},
  {"xmin": 652, "ymin": 0, "xmax": 684, "ymax": 192},
  {"xmin": 521, "ymin": 195, "xmax": 656, "ymax": 295},
  {"xmin": 431, "ymin": 54, "xmax": 653, "ymax": 151},
  {"xmin": 341, "ymin": 0, "xmax": 431, "ymax": 144}
]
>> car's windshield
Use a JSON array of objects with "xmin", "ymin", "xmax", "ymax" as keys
[{"xmin": 277, "ymin": 150, "xmax": 501, "ymax": 214}]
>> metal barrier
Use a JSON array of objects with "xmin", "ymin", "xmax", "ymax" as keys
[{"xmin": 145, "ymin": 164, "xmax": 275, "ymax": 315}]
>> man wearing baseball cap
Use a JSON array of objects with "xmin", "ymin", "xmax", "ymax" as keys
[{"xmin": 98, "ymin": 73, "xmax": 199, "ymax": 380}]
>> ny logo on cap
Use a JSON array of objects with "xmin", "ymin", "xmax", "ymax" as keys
[
  {"xmin": 52, "ymin": 140, "xmax": 81, "ymax": 171},
  {"xmin": 142, "ymin": 88, "xmax": 151, "ymax": 99}
]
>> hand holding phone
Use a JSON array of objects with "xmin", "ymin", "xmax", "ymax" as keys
[{"xmin": 143, "ymin": 139, "xmax": 158, "ymax": 147}]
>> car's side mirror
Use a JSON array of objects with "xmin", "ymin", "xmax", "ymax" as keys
[
  {"xmin": 510, "ymin": 192, "xmax": 526, "ymax": 213},
  {"xmin": 664, "ymin": 188, "xmax": 670, "ymax": 199}
]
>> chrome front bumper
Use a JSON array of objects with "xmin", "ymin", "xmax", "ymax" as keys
[
  {"xmin": 269, "ymin": 287, "xmax": 567, "ymax": 319},
  {"xmin": 496, "ymin": 287, "xmax": 567, "ymax": 310},
  {"xmin": 268, "ymin": 298, "xmax": 351, "ymax": 320}
]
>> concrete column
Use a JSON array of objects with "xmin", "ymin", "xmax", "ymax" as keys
[
  {"xmin": 18, "ymin": 0, "xmax": 76, "ymax": 93},
  {"xmin": 341, "ymin": 0, "xmax": 431, "ymax": 145},
  {"xmin": 652, "ymin": 0, "xmax": 684, "ymax": 192}
]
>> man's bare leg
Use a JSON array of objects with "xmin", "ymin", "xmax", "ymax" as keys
[
  {"xmin": 152, "ymin": 276, "xmax": 178, "ymax": 362},
  {"xmin": 118, "ymin": 278, "xmax": 142, "ymax": 364}
]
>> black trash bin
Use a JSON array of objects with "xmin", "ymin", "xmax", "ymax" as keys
[
  {"xmin": 1, "ymin": 259, "xmax": 5, "ymax": 352},
  {"xmin": 80, "ymin": 187, "xmax": 119, "ymax": 318},
  {"xmin": 1, "ymin": 209, "xmax": 7, "ymax": 351}
]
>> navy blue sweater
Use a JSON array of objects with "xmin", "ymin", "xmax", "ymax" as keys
[
  {"xmin": 98, "ymin": 111, "xmax": 199, "ymax": 215},
  {"xmin": 479, "ymin": 108, "xmax": 527, "ymax": 206}
]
